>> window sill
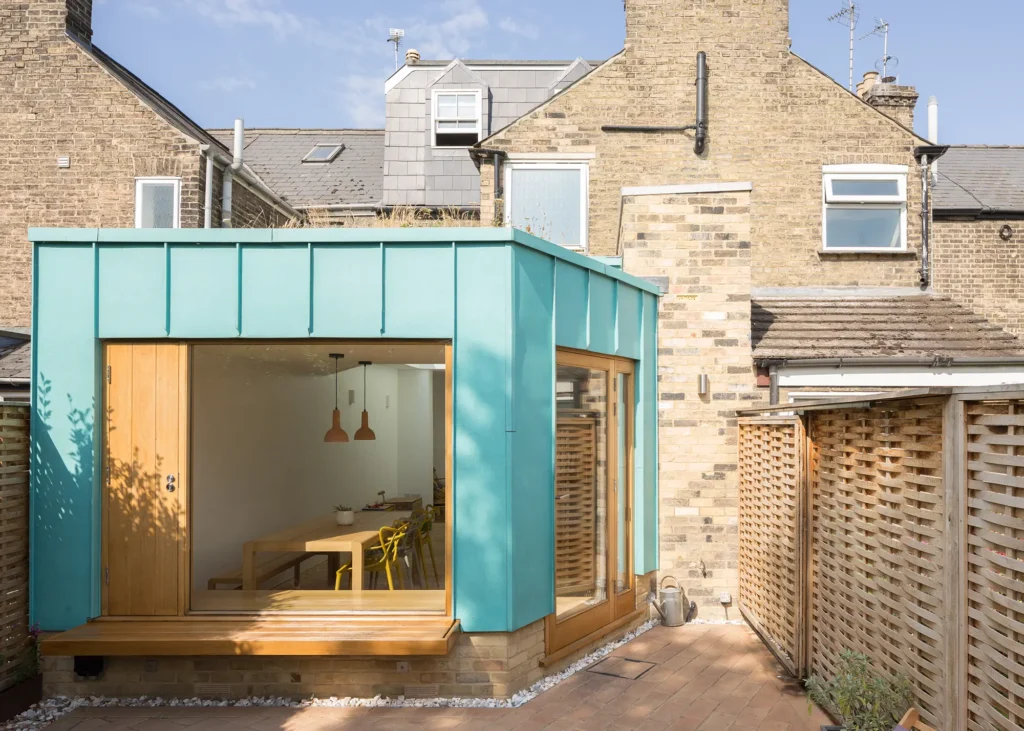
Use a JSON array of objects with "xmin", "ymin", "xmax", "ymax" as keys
[{"xmin": 819, "ymin": 248, "xmax": 916, "ymax": 256}]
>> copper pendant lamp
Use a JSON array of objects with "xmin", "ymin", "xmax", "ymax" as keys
[
  {"xmin": 324, "ymin": 354, "xmax": 349, "ymax": 443},
  {"xmin": 354, "ymin": 361, "xmax": 376, "ymax": 441}
]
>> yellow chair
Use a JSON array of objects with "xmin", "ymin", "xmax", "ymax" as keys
[{"xmin": 335, "ymin": 525, "xmax": 405, "ymax": 591}]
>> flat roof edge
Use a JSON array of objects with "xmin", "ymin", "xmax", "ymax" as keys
[{"xmin": 27, "ymin": 227, "xmax": 661, "ymax": 295}]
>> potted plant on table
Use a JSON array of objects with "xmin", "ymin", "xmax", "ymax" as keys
[
  {"xmin": 334, "ymin": 505, "xmax": 355, "ymax": 526},
  {"xmin": 806, "ymin": 650, "xmax": 914, "ymax": 731}
]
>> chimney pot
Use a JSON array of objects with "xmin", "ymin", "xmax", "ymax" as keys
[
  {"xmin": 405, "ymin": 48, "xmax": 420, "ymax": 65},
  {"xmin": 856, "ymin": 71, "xmax": 879, "ymax": 99}
]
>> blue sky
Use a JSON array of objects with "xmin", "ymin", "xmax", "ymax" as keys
[{"xmin": 93, "ymin": 0, "xmax": 1022, "ymax": 144}]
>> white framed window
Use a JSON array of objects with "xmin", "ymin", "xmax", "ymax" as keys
[
  {"xmin": 135, "ymin": 177, "xmax": 181, "ymax": 229},
  {"xmin": 302, "ymin": 144, "xmax": 344, "ymax": 163},
  {"xmin": 822, "ymin": 164, "xmax": 907, "ymax": 252},
  {"xmin": 432, "ymin": 90, "xmax": 482, "ymax": 148},
  {"xmin": 505, "ymin": 162, "xmax": 589, "ymax": 251}
]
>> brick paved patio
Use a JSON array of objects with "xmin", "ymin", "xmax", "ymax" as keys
[{"xmin": 44, "ymin": 624, "xmax": 831, "ymax": 730}]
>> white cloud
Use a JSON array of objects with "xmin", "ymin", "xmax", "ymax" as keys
[
  {"xmin": 499, "ymin": 17, "xmax": 539, "ymax": 41},
  {"xmin": 184, "ymin": 0, "xmax": 303, "ymax": 35},
  {"xmin": 341, "ymin": 74, "xmax": 385, "ymax": 127},
  {"xmin": 409, "ymin": 0, "xmax": 489, "ymax": 58},
  {"xmin": 200, "ymin": 75, "xmax": 258, "ymax": 93}
]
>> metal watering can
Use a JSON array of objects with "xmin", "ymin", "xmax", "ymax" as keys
[{"xmin": 651, "ymin": 576, "xmax": 695, "ymax": 627}]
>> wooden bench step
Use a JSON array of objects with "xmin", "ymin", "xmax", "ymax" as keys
[
  {"xmin": 207, "ymin": 552, "xmax": 317, "ymax": 590},
  {"xmin": 42, "ymin": 617, "xmax": 460, "ymax": 657}
]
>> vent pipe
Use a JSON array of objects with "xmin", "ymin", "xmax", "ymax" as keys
[
  {"xmin": 694, "ymin": 51, "xmax": 708, "ymax": 156},
  {"xmin": 221, "ymin": 118, "xmax": 245, "ymax": 228},
  {"xmin": 928, "ymin": 96, "xmax": 939, "ymax": 184}
]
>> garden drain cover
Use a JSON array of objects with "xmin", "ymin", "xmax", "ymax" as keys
[{"xmin": 586, "ymin": 657, "xmax": 656, "ymax": 680}]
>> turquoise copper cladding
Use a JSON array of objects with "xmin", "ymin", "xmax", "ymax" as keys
[{"xmin": 29, "ymin": 227, "xmax": 659, "ymax": 634}]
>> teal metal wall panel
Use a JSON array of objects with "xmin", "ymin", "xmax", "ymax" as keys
[
  {"xmin": 616, "ymin": 285, "xmax": 642, "ymax": 359},
  {"xmin": 240, "ymin": 246, "xmax": 310, "ymax": 337},
  {"xmin": 383, "ymin": 245, "xmax": 454, "ymax": 338},
  {"xmin": 453, "ymin": 245, "xmax": 511, "ymax": 632},
  {"xmin": 29, "ymin": 229, "xmax": 659, "ymax": 635},
  {"xmin": 635, "ymin": 293, "xmax": 659, "ymax": 574},
  {"xmin": 98, "ymin": 246, "xmax": 166, "ymax": 338},
  {"xmin": 169, "ymin": 246, "xmax": 238, "ymax": 338},
  {"xmin": 508, "ymin": 248, "xmax": 555, "ymax": 628},
  {"xmin": 554, "ymin": 261, "xmax": 587, "ymax": 350},
  {"xmin": 311, "ymin": 245, "xmax": 383, "ymax": 337},
  {"xmin": 32, "ymin": 245, "xmax": 99, "ymax": 629},
  {"xmin": 588, "ymin": 274, "xmax": 616, "ymax": 356}
]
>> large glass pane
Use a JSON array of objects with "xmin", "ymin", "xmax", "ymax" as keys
[
  {"xmin": 830, "ymin": 179, "xmax": 899, "ymax": 197},
  {"xmin": 555, "ymin": 365, "xmax": 607, "ymax": 621},
  {"xmin": 825, "ymin": 207, "xmax": 902, "ymax": 249},
  {"xmin": 615, "ymin": 373, "xmax": 630, "ymax": 594},
  {"xmin": 456, "ymin": 94, "xmax": 477, "ymax": 118},
  {"xmin": 436, "ymin": 94, "xmax": 458, "ymax": 118},
  {"xmin": 509, "ymin": 167, "xmax": 583, "ymax": 249},
  {"xmin": 140, "ymin": 183, "xmax": 176, "ymax": 228}
]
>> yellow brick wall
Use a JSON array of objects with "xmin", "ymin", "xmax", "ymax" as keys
[
  {"xmin": 481, "ymin": 0, "xmax": 926, "ymax": 288},
  {"xmin": 932, "ymin": 218, "xmax": 1023, "ymax": 337},
  {"xmin": 0, "ymin": 2, "xmax": 289, "ymax": 326},
  {"xmin": 622, "ymin": 188, "xmax": 766, "ymax": 619}
]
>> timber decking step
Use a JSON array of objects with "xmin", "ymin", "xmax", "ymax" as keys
[{"xmin": 42, "ymin": 616, "xmax": 460, "ymax": 657}]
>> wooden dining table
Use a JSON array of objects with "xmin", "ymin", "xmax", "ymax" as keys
[{"xmin": 241, "ymin": 511, "xmax": 411, "ymax": 591}]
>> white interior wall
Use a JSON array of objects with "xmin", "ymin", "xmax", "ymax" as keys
[
  {"xmin": 396, "ymin": 369, "xmax": 435, "ymax": 505},
  {"xmin": 432, "ymin": 371, "xmax": 445, "ymax": 476},
  {"xmin": 191, "ymin": 349, "xmax": 437, "ymax": 590}
]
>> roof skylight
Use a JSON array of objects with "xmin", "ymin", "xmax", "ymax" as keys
[{"xmin": 303, "ymin": 144, "xmax": 344, "ymax": 163}]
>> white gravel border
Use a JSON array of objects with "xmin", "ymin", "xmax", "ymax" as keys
[{"xmin": 4, "ymin": 617, "xmax": 746, "ymax": 730}]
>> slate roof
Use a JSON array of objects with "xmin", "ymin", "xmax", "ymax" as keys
[
  {"xmin": 210, "ymin": 129, "xmax": 384, "ymax": 208},
  {"xmin": 751, "ymin": 295, "xmax": 1024, "ymax": 361},
  {"xmin": 933, "ymin": 146, "xmax": 1024, "ymax": 215},
  {"xmin": 0, "ymin": 338, "xmax": 30, "ymax": 383}
]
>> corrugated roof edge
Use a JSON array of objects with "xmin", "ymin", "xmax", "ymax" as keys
[{"xmin": 27, "ymin": 227, "xmax": 661, "ymax": 296}]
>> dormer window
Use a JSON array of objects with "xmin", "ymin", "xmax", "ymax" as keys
[
  {"xmin": 432, "ymin": 91, "xmax": 481, "ymax": 148},
  {"xmin": 303, "ymin": 144, "xmax": 344, "ymax": 163}
]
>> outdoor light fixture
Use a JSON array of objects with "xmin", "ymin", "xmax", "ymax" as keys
[
  {"xmin": 354, "ymin": 361, "xmax": 376, "ymax": 441},
  {"xmin": 324, "ymin": 354, "xmax": 349, "ymax": 443},
  {"xmin": 698, "ymin": 373, "xmax": 710, "ymax": 397}
]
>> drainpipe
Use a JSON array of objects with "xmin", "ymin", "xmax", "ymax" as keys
[
  {"xmin": 913, "ymin": 144, "xmax": 950, "ymax": 288},
  {"xmin": 221, "ymin": 118, "xmax": 245, "ymax": 228},
  {"xmin": 769, "ymin": 365, "xmax": 780, "ymax": 406},
  {"xmin": 201, "ymin": 147, "xmax": 215, "ymax": 228},
  {"xmin": 468, "ymin": 147, "xmax": 506, "ymax": 223}
]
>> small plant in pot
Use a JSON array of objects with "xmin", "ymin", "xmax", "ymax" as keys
[
  {"xmin": 806, "ymin": 650, "xmax": 914, "ymax": 731},
  {"xmin": 334, "ymin": 505, "xmax": 355, "ymax": 525}
]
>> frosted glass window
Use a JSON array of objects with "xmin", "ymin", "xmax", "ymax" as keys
[
  {"xmin": 135, "ymin": 179, "xmax": 179, "ymax": 229},
  {"xmin": 825, "ymin": 207, "xmax": 902, "ymax": 249},
  {"xmin": 509, "ymin": 167, "xmax": 585, "ymax": 250}
]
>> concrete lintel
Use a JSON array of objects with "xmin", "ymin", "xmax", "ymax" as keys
[
  {"xmin": 751, "ymin": 286, "xmax": 930, "ymax": 299},
  {"xmin": 621, "ymin": 182, "xmax": 753, "ymax": 196}
]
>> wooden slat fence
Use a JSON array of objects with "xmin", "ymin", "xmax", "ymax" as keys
[
  {"xmin": 0, "ymin": 404, "xmax": 31, "ymax": 693},
  {"xmin": 738, "ymin": 417, "xmax": 806, "ymax": 676},
  {"xmin": 738, "ymin": 390, "xmax": 1024, "ymax": 731}
]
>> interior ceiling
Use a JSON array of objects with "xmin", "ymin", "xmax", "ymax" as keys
[{"xmin": 194, "ymin": 343, "xmax": 446, "ymax": 377}]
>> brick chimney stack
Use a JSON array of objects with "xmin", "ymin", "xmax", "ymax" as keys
[
  {"xmin": 624, "ymin": 0, "xmax": 790, "ymax": 60},
  {"xmin": 64, "ymin": 0, "xmax": 93, "ymax": 43},
  {"xmin": 860, "ymin": 72, "xmax": 919, "ymax": 130}
]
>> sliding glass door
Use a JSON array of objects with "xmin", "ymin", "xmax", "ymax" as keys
[{"xmin": 548, "ymin": 350, "xmax": 635, "ymax": 654}]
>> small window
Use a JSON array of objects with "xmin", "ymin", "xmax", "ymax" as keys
[
  {"xmin": 822, "ymin": 165, "xmax": 907, "ymax": 251},
  {"xmin": 302, "ymin": 144, "xmax": 344, "ymax": 163},
  {"xmin": 505, "ymin": 162, "xmax": 589, "ymax": 251},
  {"xmin": 135, "ymin": 178, "xmax": 180, "ymax": 229},
  {"xmin": 432, "ymin": 91, "xmax": 481, "ymax": 148}
]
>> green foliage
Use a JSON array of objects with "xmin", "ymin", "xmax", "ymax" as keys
[
  {"xmin": 334, "ymin": 505, "xmax": 353, "ymax": 512},
  {"xmin": 805, "ymin": 650, "xmax": 914, "ymax": 731}
]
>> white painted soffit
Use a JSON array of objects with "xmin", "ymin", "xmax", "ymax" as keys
[{"xmin": 779, "ymin": 365, "xmax": 1024, "ymax": 388}]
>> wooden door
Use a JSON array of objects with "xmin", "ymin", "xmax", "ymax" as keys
[{"xmin": 103, "ymin": 343, "xmax": 188, "ymax": 616}]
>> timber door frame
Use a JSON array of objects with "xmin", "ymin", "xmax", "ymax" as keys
[
  {"xmin": 546, "ymin": 348, "xmax": 636, "ymax": 655},
  {"xmin": 101, "ymin": 342, "xmax": 191, "ymax": 617}
]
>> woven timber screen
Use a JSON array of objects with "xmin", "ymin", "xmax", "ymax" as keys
[
  {"xmin": 739, "ymin": 390, "xmax": 1024, "ymax": 730},
  {"xmin": 0, "ymin": 405, "xmax": 31, "ymax": 692},
  {"xmin": 738, "ymin": 417, "xmax": 806, "ymax": 676},
  {"xmin": 556, "ymin": 415, "xmax": 598, "ymax": 594}
]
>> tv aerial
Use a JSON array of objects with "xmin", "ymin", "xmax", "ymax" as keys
[
  {"xmin": 827, "ymin": 0, "xmax": 859, "ymax": 91},
  {"xmin": 387, "ymin": 28, "xmax": 405, "ymax": 70},
  {"xmin": 861, "ymin": 18, "xmax": 899, "ymax": 82}
]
